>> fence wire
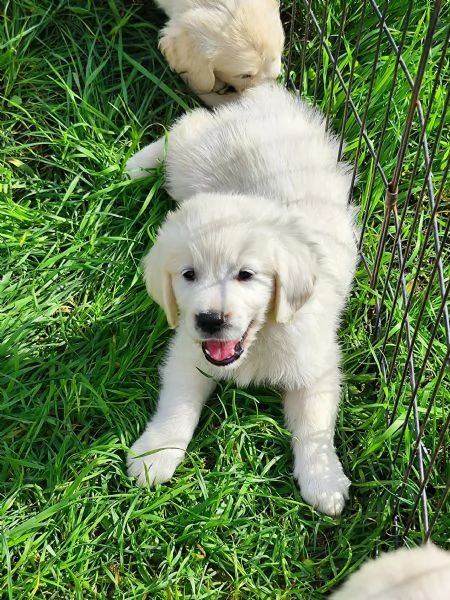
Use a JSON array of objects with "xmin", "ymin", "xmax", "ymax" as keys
[{"xmin": 283, "ymin": 0, "xmax": 449, "ymax": 543}]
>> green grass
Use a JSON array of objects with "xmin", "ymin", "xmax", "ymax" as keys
[{"xmin": 1, "ymin": 0, "xmax": 449, "ymax": 597}]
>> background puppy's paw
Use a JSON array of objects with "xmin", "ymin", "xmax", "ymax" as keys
[
  {"xmin": 127, "ymin": 438, "xmax": 185, "ymax": 487},
  {"xmin": 294, "ymin": 456, "xmax": 350, "ymax": 516}
]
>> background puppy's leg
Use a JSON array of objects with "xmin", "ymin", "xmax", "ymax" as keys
[
  {"xmin": 283, "ymin": 369, "xmax": 350, "ymax": 516},
  {"xmin": 127, "ymin": 332, "xmax": 215, "ymax": 486},
  {"xmin": 126, "ymin": 137, "xmax": 166, "ymax": 179}
]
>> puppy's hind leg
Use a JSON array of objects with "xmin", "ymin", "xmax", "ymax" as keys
[
  {"xmin": 284, "ymin": 367, "xmax": 350, "ymax": 516},
  {"xmin": 126, "ymin": 137, "xmax": 166, "ymax": 179}
]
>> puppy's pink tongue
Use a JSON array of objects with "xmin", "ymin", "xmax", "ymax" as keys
[{"xmin": 205, "ymin": 340, "xmax": 238, "ymax": 361}]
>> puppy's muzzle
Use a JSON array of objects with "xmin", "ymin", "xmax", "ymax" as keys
[{"xmin": 195, "ymin": 311, "xmax": 225, "ymax": 336}]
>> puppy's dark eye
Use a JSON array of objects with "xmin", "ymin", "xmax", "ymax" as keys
[
  {"xmin": 237, "ymin": 269, "xmax": 254, "ymax": 281},
  {"xmin": 182, "ymin": 269, "xmax": 196, "ymax": 281},
  {"xmin": 240, "ymin": 73, "xmax": 252, "ymax": 79}
]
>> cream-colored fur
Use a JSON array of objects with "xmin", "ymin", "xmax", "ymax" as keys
[
  {"xmin": 154, "ymin": 0, "xmax": 285, "ymax": 95},
  {"xmin": 330, "ymin": 544, "xmax": 450, "ymax": 600},
  {"xmin": 126, "ymin": 84, "xmax": 358, "ymax": 516}
]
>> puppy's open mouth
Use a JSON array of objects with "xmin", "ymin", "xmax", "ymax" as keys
[
  {"xmin": 201, "ymin": 325, "xmax": 251, "ymax": 367},
  {"xmin": 217, "ymin": 84, "xmax": 237, "ymax": 95}
]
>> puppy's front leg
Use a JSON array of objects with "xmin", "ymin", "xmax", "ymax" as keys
[
  {"xmin": 284, "ymin": 370, "xmax": 350, "ymax": 516},
  {"xmin": 127, "ymin": 334, "xmax": 215, "ymax": 486}
]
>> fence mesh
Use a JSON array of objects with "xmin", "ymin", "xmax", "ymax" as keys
[{"xmin": 282, "ymin": 0, "xmax": 449, "ymax": 544}]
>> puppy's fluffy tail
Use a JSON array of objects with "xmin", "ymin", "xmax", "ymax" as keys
[{"xmin": 126, "ymin": 137, "xmax": 166, "ymax": 179}]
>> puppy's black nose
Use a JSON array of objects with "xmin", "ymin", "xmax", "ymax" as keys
[{"xmin": 196, "ymin": 311, "xmax": 225, "ymax": 335}]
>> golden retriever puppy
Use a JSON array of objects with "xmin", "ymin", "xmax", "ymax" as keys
[
  {"xmin": 330, "ymin": 544, "xmax": 450, "ymax": 600},
  {"xmin": 154, "ymin": 0, "xmax": 285, "ymax": 94},
  {"xmin": 126, "ymin": 84, "xmax": 358, "ymax": 516}
]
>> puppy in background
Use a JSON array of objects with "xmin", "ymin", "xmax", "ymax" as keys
[
  {"xmin": 330, "ymin": 544, "xmax": 450, "ymax": 600},
  {"xmin": 154, "ymin": 0, "xmax": 285, "ymax": 98}
]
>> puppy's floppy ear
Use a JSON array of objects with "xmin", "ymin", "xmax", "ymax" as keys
[
  {"xmin": 272, "ymin": 238, "xmax": 316, "ymax": 324},
  {"xmin": 142, "ymin": 240, "xmax": 178, "ymax": 329},
  {"xmin": 159, "ymin": 13, "xmax": 216, "ymax": 94}
]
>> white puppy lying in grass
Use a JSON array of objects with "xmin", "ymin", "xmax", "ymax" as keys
[
  {"xmin": 154, "ymin": 0, "xmax": 285, "ymax": 96},
  {"xmin": 330, "ymin": 544, "xmax": 450, "ymax": 600},
  {"xmin": 126, "ymin": 84, "xmax": 358, "ymax": 516}
]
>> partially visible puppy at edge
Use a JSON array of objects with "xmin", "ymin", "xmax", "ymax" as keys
[
  {"xmin": 154, "ymin": 0, "xmax": 285, "ymax": 104},
  {"xmin": 329, "ymin": 543, "xmax": 450, "ymax": 600},
  {"xmin": 126, "ymin": 83, "xmax": 358, "ymax": 517}
]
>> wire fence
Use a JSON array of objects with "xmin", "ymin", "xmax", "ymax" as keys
[{"xmin": 283, "ymin": 0, "xmax": 449, "ymax": 544}]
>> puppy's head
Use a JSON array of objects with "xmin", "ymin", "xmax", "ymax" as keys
[
  {"xmin": 143, "ymin": 194, "xmax": 316, "ymax": 369},
  {"xmin": 159, "ymin": 0, "xmax": 285, "ymax": 94},
  {"xmin": 212, "ymin": 0, "xmax": 285, "ymax": 92}
]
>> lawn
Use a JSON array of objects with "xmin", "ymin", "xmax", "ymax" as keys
[{"xmin": 1, "ymin": 0, "xmax": 449, "ymax": 598}]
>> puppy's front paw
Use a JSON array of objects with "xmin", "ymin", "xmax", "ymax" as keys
[
  {"xmin": 127, "ymin": 434, "xmax": 185, "ymax": 487},
  {"xmin": 294, "ymin": 453, "xmax": 350, "ymax": 516}
]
